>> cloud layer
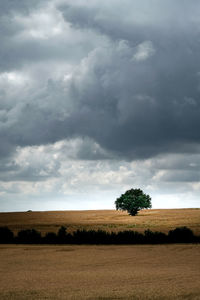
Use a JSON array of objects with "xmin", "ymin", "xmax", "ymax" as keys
[{"xmin": 0, "ymin": 0, "xmax": 200, "ymax": 210}]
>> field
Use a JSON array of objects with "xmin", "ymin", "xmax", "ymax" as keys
[
  {"xmin": 1, "ymin": 209, "xmax": 200, "ymax": 299},
  {"xmin": 0, "ymin": 208, "xmax": 200, "ymax": 236},
  {"xmin": 0, "ymin": 244, "xmax": 200, "ymax": 299}
]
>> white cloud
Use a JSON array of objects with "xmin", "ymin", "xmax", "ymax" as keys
[
  {"xmin": 132, "ymin": 41, "xmax": 155, "ymax": 62},
  {"xmin": 0, "ymin": 72, "xmax": 27, "ymax": 85},
  {"xmin": 1, "ymin": 140, "xmax": 200, "ymax": 210}
]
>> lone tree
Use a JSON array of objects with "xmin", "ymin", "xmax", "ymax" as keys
[{"xmin": 115, "ymin": 188, "xmax": 152, "ymax": 216}]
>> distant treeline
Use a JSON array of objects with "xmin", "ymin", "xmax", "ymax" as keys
[{"xmin": 0, "ymin": 226, "xmax": 199, "ymax": 244}]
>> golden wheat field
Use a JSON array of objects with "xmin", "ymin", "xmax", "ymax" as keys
[
  {"xmin": 1, "ymin": 209, "xmax": 200, "ymax": 299},
  {"xmin": 0, "ymin": 244, "xmax": 200, "ymax": 300},
  {"xmin": 0, "ymin": 208, "xmax": 200, "ymax": 235}
]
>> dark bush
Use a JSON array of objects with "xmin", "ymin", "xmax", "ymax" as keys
[
  {"xmin": 115, "ymin": 230, "xmax": 144, "ymax": 244},
  {"xmin": 0, "ymin": 227, "xmax": 14, "ymax": 243},
  {"xmin": 17, "ymin": 229, "xmax": 42, "ymax": 244},
  {"xmin": 0, "ymin": 226, "xmax": 198, "ymax": 244},
  {"xmin": 44, "ymin": 232, "xmax": 57, "ymax": 244},
  {"xmin": 57, "ymin": 226, "xmax": 69, "ymax": 243},
  {"xmin": 168, "ymin": 226, "xmax": 195, "ymax": 243},
  {"xmin": 144, "ymin": 229, "xmax": 167, "ymax": 244},
  {"xmin": 72, "ymin": 229, "xmax": 109, "ymax": 244}
]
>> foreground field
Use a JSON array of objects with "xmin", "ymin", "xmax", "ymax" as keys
[
  {"xmin": 0, "ymin": 209, "xmax": 200, "ymax": 235},
  {"xmin": 0, "ymin": 244, "xmax": 199, "ymax": 299}
]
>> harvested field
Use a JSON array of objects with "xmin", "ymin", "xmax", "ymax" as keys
[
  {"xmin": 0, "ymin": 244, "xmax": 200, "ymax": 299},
  {"xmin": 0, "ymin": 209, "xmax": 200, "ymax": 235}
]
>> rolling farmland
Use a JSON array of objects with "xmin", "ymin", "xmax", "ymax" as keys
[
  {"xmin": 0, "ymin": 208, "xmax": 200, "ymax": 235},
  {"xmin": 1, "ymin": 209, "xmax": 200, "ymax": 299}
]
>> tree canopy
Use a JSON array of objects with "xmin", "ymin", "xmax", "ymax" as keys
[{"xmin": 115, "ymin": 188, "xmax": 152, "ymax": 216}]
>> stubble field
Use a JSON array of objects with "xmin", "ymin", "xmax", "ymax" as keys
[
  {"xmin": 0, "ymin": 208, "xmax": 200, "ymax": 235},
  {"xmin": 0, "ymin": 244, "xmax": 200, "ymax": 299}
]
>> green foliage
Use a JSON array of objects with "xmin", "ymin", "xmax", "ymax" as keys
[{"xmin": 115, "ymin": 188, "xmax": 152, "ymax": 216}]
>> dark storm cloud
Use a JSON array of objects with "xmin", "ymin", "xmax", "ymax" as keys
[
  {"xmin": 0, "ymin": 0, "xmax": 96, "ymax": 72},
  {"xmin": 60, "ymin": 41, "xmax": 200, "ymax": 159},
  {"xmin": 0, "ymin": 0, "xmax": 46, "ymax": 71},
  {"xmin": 56, "ymin": 0, "xmax": 200, "ymax": 159},
  {"xmin": 1, "ymin": 0, "xmax": 200, "ymax": 162}
]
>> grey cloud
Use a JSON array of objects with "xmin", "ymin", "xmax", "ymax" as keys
[
  {"xmin": 0, "ymin": 145, "xmax": 61, "ymax": 182},
  {"xmin": 58, "ymin": 0, "xmax": 200, "ymax": 42},
  {"xmin": 159, "ymin": 170, "xmax": 200, "ymax": 183},
  {"xmin": 1, "ymin": 0, "xmax": 200, "ymax": 188},
  {"xmin": 152, "ymin": 153, "xmax": 200, "ymax": 171},
  {"xmin": 0, "ymin": 136, "xmax": 112, "ymax": 183},
  {"xmin": 0, "ymin": 0, "xmax": 48, "ymax": 16},
  {"xmin": 0, "ymin": 30, "xmax": 81, "ymax": 72},
  {"xmin": 0, "ymin": 0, "xmax": 98, "ymax": 72},
  {"xmin": 1, "ymin": 0, "xmax": 200, "ymax": 211},
  {"xmin": 2, "ymin": 25, "xmax": 200, "ymax": 161},
  {"xmin": 62, "ymin": 38, "xmax": 200, "ymax": 159},
  {"xmin": 68, "ymin": 138, "xmax": 113, "ymax": 160}
]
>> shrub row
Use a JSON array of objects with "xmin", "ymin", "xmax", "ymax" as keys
[{"xmin": 0, "ymin": 226, "xmax": 199, "ymax": 244}]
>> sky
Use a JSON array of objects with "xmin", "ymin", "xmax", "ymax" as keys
[{"xmin": 0, "ymin": 0, "xmax": 200, "ymax": 212}]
